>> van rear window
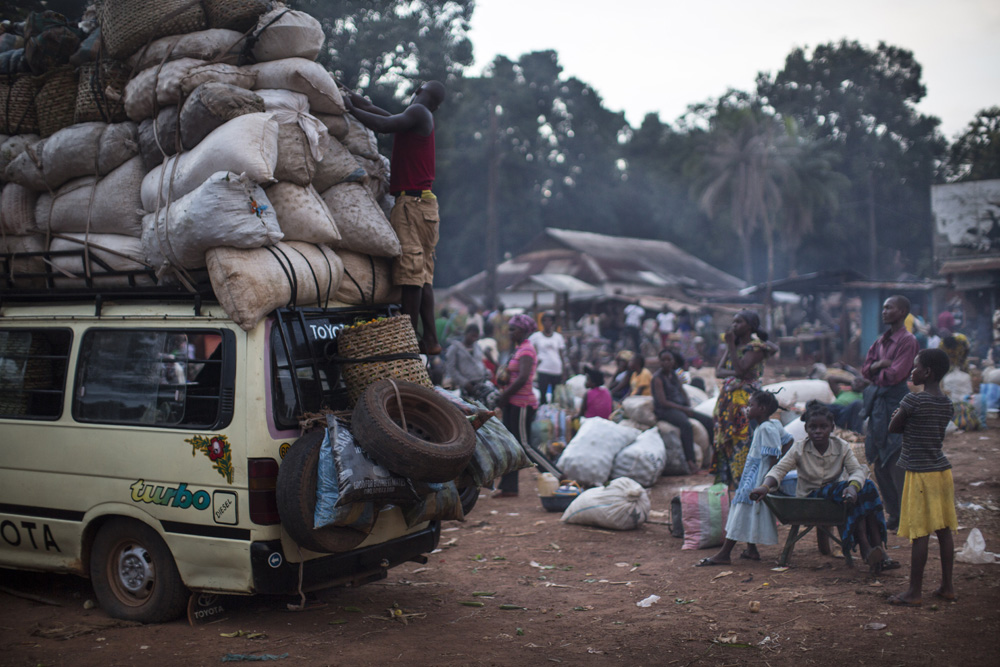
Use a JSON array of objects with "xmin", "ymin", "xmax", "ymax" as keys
[
  {"xmin": 74, "ymin": 329, "xmax": 233, "ymax": 429},
  {"xmin": 0, "ymin": 329, "xmax": 72, "ymax": 419}
]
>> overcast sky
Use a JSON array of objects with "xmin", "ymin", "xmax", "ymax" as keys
[{"xmin": 467, "ymin": 0, "xmax": 1000, "ymax": 140}]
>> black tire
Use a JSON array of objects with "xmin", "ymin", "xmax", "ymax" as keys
[
  {"xmin": 458, "ymin": 483, "xmax": 480, "ymax": 516},
  {"xmin": 352, "ymin": 379, "xmax": 477, "ymax": 483},
  {"xmin": 89, "ymin": 518, "xmax": 189, "ymax": 623},
  {"xmin": 275, "ymin": 429, "xmax": 375, "ymax": 554}
]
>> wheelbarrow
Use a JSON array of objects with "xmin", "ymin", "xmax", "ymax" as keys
[{"xmin": 762, "ymin": 495, "xmax": 853, "ymax": 568}]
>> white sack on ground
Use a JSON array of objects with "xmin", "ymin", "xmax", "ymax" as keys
[
  {"xmin": 246, "ymin": 59, "xmax": 344, "ymax": 115},
  {"xmin": 611, "ymin": 427, "xmax": 667, "ymax": 487},
  {"xmin": 266, "ymin": 182, "xmax": 340, "ymax": 244},
  {"xmin": 141, "ymin": 113, "xmax": 279, "ymax": 211},
  {"xmin": 311, "ymin": 138, "xmax": 366, "ymax": 193},
  {"xmin": 36, "ymin": 157, "xmax": 146, "ymax": 237},
  {"xmin": 622, "ymin": 395, "xmax": 657, "ymax": 428},
  {"xmin": 657, "ymin": 421, "xmax": 701, "ymax": 475},
  {"xmin": 251, "ymin": 8, "xmax": 324, "ymax": 62},
  {"xmin": 333, "ymin": 248, "xmax": 399, "ymax": 305},
  {"xmin": 256, "ymin": 88, "xmax": 329, "ymax": 160},
  {"xmin": 341, "ymin": 114, "xmax": 379, "ymax": 158},
  {"xmin": 273, "ymin": 124, "xmax": 316, "ymax": 186},
  {"xmin": 561, "ymin": 477, "xmax": 650, "ymax": 530},
  {"xmin": 127, "ymin": 29, "xmax": 245, "ymax": 71},
  {"xmin": 0, "ymin": 234, "xmax": 45, "ymax": 287},
  {"xmin": 556, "ymin": 417, "xmax": 642, "ymax": 488},
  {"xmin": 50, "ymin": 233, "xmax": 154, "ymax": 288},
  {"xmin": 762, "ymin": 379, "xmax": 835, "ymax": 408},
  {"xmin": 141, "ymin": 171, "xmax": 282, "ymax": 271},
  {"xmin": 124, "ymin": 59, "xmax": 256, "ymax": 122},
  {"xmin": 321, "ymin": 182, "xmax": 400, "ymax": 258},
  {"xmin": 208, "ymin": 241, "xmax": 344, "ymax": 331},
  {"xmin": 0, "ymin": 183, "xmax": 38, "ymax": 235},
  {"xmin": 178, "ymin": 82, "xmax": 265, "ymax": 151},
  {"xmin": 0, "ymin": 134, "xmax": 40, "ymax": 176},
  {"xmin": 5, "ymin": 122, "xmax": 139, "ymax": 191}
]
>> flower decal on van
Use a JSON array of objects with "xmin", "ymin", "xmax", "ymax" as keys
[{"xmin": 185, "ymin": 435, "xmax": 234, "ymax": 484}]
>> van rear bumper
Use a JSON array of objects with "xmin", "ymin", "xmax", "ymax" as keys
[{"xmin": 249, "ymin": 522, "xmax": 440, "ymax": 595}]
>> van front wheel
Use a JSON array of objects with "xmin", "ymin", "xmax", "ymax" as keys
[{"xmin": 90, "ymin": 518, "xmax": 189, "ymax": 623}]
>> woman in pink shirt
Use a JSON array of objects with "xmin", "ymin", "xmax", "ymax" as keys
[{"xmin": 495, "ymin": 314, "xmax": 539, "ymax": 497}]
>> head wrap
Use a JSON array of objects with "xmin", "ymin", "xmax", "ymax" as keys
[
  {"xmin": 508, "ymin": 313, "xmax": 537, "ymax": 334},
  {"xmin": 736, "ymin": 309, "xmax": 761, "ymax": 334},
  {"xmin": 615, "ymin": 349, "xmax": 634, "ymax": 362}
]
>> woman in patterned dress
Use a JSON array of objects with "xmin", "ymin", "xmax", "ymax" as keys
[{"xmin": 712, "ymin": 309, "xmax": 775, "ymax": 488}]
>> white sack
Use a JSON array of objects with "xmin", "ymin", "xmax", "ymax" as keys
[
  {"xmin": 0, "ymin": 183, "xmax": 38, "ymax": 235},
  {"xmin": 762, "ymin": 379, "xmax": 835, "ymax": 408},
  {"xmin": 693, "ymin": 396, "xmax": 717, "ymax": 418},
  {"xmin": 683, "ymin": 383, "xmax": 709, "ymax": 406},
  {"xmin": 266, "ymin": 182, "xmax": 340, "ymax": 244},
  {"xmin": 622, "ymin": 395, "xmax": 657, "ymax": 428},
  {"xmin": 657, "ymin": 420, "xmax": 702, "ymax": 475},
  {"xmin": 341, "ymin": 113, "xmax": 379, "ymax": 158},
  {"xmin": 128, "ymin": 29, "xmax": 245, "ymax": 71},
  {"xmin": 256, "ymin": 88, "xmax": 329, "ymax": 160},
  {"xmin": 141, "ymin": 113, "xmax": 279, "ymax": 211},
  {"xmin": 5, "ymin": 122, "xmax": 139, "ymax": 191},
  {"xmin": 610, "ymin": 428, "xmax": 667, "ymax": 487},
  {"xmin": 142, "ymin": 171, "xmax": 282, "ymax": 271},
  {"xmin": 50, "ymin": 233, "xmax": 153, "ymax": 288},
  {"xmin": 321, "ymin": 182, "xmax": 400, "ymax": 258},
  {"xmin": 942, "ymin": 369, "xmax": 973, "ymax": 403},
  {"xmin": 124, "ymin": 59, "xmax": 256, "ymax": 122},
  {"xmin": 333, "ymin": 248, "xmax": 399, "ymax": 305},
  {"xmin": 251, "ymin": 8, "xmax": 324, "ymax": 62},
  {"xmin": 556, "ymin": 417, "xmax": 641, "ymax": 488},
  {"xmin": 247, "ymin": 58, "xmax": 345, "ymax": 115},
  {"xmin": 208, "ymin": 241, "xmax": 345, "ymax": 331},
  {"xmin": 311, "ymin": 138, "xmax": 366, "ymax": 193},
  {"xmin": 561, "ymin": 477, "xmax": 650, "ymax": 530},
  {"xmin": 0, "ymin": 234, "xmax": 45, "ymax": 287},
  {"xmin": 565, "ymin": 374, "xmax": 588, "ymax": 399},
  {"xmin": 36, "ymin": 157, "xmax": 146, "ymax": 236},
  {"xmin": 955, "ymin": 527, "xmax": 1000, "ymax": 564},
  {"xmin": 178, "ymin": 83, "xmax": 265, "ymax": 151},
  {"xmin": 0, "ymin": 134, "xmax": 40, "ymax": 175},
  {"xmin": 783, "ymin": 417, "xmax": 807, "ymax": 443}
]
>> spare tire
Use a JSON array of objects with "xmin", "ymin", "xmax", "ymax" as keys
[
  {"xmin": 352, "ymin": 379, "xmax": 477, "ymax": 483},
  {"xmin": 275, "ymin": 429, "xmax": 376, "ymax": 554}
]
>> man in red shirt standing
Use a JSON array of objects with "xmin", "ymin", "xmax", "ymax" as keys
[
  {"xmin": 345, "ymin": 81, "xmax": 446, "ymax": 354},
  {"xmin": 862, "ymin": 295, "xmax": 920, "ymax": 530}
]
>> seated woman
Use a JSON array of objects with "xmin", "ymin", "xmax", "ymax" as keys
[
  {"xmin": 578, "ymin": 366, "xmax": 613, "ymax": 420},
  {"xmin": 609, "ymin": 350, "xmax": 634, "ymax": 402},
  {"xmin": 652, "ymin": 349, "xmax": 714, "ymax": 474},
  {"xmin": 749, "ymin": 403, "xmax": 898, "ymax": 573}
]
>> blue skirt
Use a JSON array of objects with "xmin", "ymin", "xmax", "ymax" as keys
[{"xmin": 808, "ymin": 480, "xmax": 887, "ymax": 552}]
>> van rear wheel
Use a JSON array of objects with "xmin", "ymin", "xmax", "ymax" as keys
[{"xmin": 90, "ymin": 518, "xmax": 189, "ymax": 623}]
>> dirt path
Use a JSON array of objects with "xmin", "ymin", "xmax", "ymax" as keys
[{"xmin": 2, "ymin": 424, "xmax": 999, "ymax": 667}]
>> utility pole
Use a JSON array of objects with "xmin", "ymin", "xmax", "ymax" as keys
[
  {"xmin": 868, "ymin": 170, "xmax": 877, "ymax": 279},
  {"xmin": 485, "ymin": 94, "xmax": 499, "ymax": 310}
]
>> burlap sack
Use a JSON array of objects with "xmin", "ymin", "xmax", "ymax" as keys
[
  {"xmin": 247, "ymin": 58, "xmax": 344, "ymax": 115},
  {"xmin": 0, "ymin": 183, "xmax": 38, "ymax": 235},
  {"xmin": 356, "ymin": 153, "xmax": 389, "ymax": 202},
  {"xmin": 311, "ymin": 138, "xmax": 366, "ymax": 193},
  {"xmin": 207, "ymin": 241, "xmax": 344, "ymax": 331},
  {"xmin": 179, "ymin": 82, "xmax": 265, "ymax": 150},
  {"xmin": 0, "ymin": 234, "xmax": 45, "ymax": 287},
  {"xmin": 321, "ymin": 182, "xmax": 400, "ymax": 258},
  {"xmin": 49, "ymin": 233, "xmax": 154, "ymax": 288},
  {"xmin": 333, "ymin": 248, "xmax": 400, "ymax": 305},
  {"xmin": 251, "ymin": 8, "xmax": 324, "ymax": 62},
  {"xmin": 273, "ymin": 124, "xmax": 316, "ymax": 186},
  {"xmin": 141, "ymin": 112, "xmax": 279, "ymax": 212},
  {"xmin": 266, "ymin": 182, "xmax": 340, "ymax": 244},
  {"xmin": 341, "ymin": 113, "xmax": 380, "ymax": 158},
  {"xmin": 36, "ymin": 156, "xmax": 146, "ymax": 236},
  {"xmin": 315, "ymin": 112, "xmax": 349, "ymax": 140},
  {"xmin": 124, "ymin": 58, "xmax": 256, "ymax": 122},
  {"xmin": 142, "ymin": 171, "xmax": 283, "ymax": 271},
  {"xmin": 127, "ymin": 29, "xmax": 245, "ymax": 71},
  {"xmin": 138, "ymin": 107, "xmax": 179, "ymax": 171},
  {"xmin": 0, "ymin": 134, "xmax": 41, "ymax": 177}
]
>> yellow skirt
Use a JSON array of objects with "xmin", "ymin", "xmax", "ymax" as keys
[{"xmin": 898, "ymin": 469, "xmax": 958, "ymax": 540}]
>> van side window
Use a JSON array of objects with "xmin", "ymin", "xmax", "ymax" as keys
[
  {"xmin": 0, "ymin": 329, "xmax": 72, "ymax": 419},
  {"xmin": 74, "ymin": 329, "xmax": 232, "ymax": 428}
]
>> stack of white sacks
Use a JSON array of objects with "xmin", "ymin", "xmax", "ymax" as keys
[{"xmin": 0, "ymin": 2, "xmax": 402, "ymax": 330}]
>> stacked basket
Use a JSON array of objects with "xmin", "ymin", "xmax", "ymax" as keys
[{"xmin": 337, "ymin": 315, "xmax": 432, "ymax": 404}]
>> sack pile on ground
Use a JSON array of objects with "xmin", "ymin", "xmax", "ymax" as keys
[{"xmin": 0, "ymin": 2, "xmax": 403, "ymax": 329}]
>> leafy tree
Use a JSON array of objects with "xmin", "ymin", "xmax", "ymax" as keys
[{"xmin": 942, "ymin": 106, "xmax": 1000, "ymax": 183}]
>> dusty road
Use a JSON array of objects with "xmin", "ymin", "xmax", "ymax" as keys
[{"xmin": 2, "ymin": 423, "xmax": 999, "ymax": 667}]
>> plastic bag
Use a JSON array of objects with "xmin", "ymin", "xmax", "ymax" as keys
[
  {"xmin": 680, "ymin": 483, "xmax": 730, "ymax": 550},
  {"xmin": 314, "ymin": 420, "xmax": 376, "ymax": 529},
  {"xmin": 332, "ymin": 418, "xmax": 419, "ymax": 507},
  {"xmin": 955, "ymin": 528, "xmax": 1000, "ymax": 564},
  {"xmin": 556, "ymin": 417, "xmax": 641, "ymax": 488},
  {"xmin": 560, "ymin": 477, "xmax": 650, "ymax": 530},
  {"xmin": 611, "ymin": 427, "xmax": 667, "ymax": 487},
  {"xmin": 465, "ymin": 416, "xmax": 531, "ymax": 488},
  {"xmin": 621, "ymin": 395, "xmax": 657, "ymax": 428}
]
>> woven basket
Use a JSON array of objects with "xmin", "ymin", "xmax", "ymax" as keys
[
  {"xmin": 74, "ymin": 60, "xmax": 130, "ymax": 123},
  {"xmin": 100, "ymin": 0, "xmax": 207, "ymax": 60},
  {"xmin": 0, "ymin": 74, "xmax": 39, "ymax": 135},
  {"xmin": 36, "ymin": 66, "xmax": 78, "ymax": 137},
  {"xmin": 337, "ymin": 315, "xmax": 432, "ymax": 405},
  {"xmin": 206, "ymin": 0, "xmax": 269, "ymax": 32}
]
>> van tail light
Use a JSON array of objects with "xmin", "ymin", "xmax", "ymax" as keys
[{"xmin": 248, "ymin": 458, "xmax": 280, "ymax": 525}]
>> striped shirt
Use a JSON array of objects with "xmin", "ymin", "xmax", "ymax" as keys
[{"xmin": 897, "ymin": 392, "xmax": 953, "ymax": 472}]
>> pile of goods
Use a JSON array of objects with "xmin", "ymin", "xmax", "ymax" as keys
[{"xmin": 0, "ymin": 1, "xmax": 401, "ymax": 329}]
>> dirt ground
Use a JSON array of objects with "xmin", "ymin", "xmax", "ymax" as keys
[{"xmin": 2, "ymin": 421, "xmax": 999, "ymax": 667}]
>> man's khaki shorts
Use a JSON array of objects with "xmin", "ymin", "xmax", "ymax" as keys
[{"xmin": 390, "ymin": 195, "xmax": 439, "ymax": 286}]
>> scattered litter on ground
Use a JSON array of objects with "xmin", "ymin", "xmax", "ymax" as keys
[
  {"xmin": 711, "ymin": 571, "xmax": 734, "ymax": 581},
  {"xmin": 864, "ymin": 623, "xmax": 887, "ymax": 631},
  {"xmin": 636, "ymin": 595, "xmax": 660, "ymax": 607},
  {"xmin": 221, "ymin": 654, "xmax": 288, "ymax": 662}
]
